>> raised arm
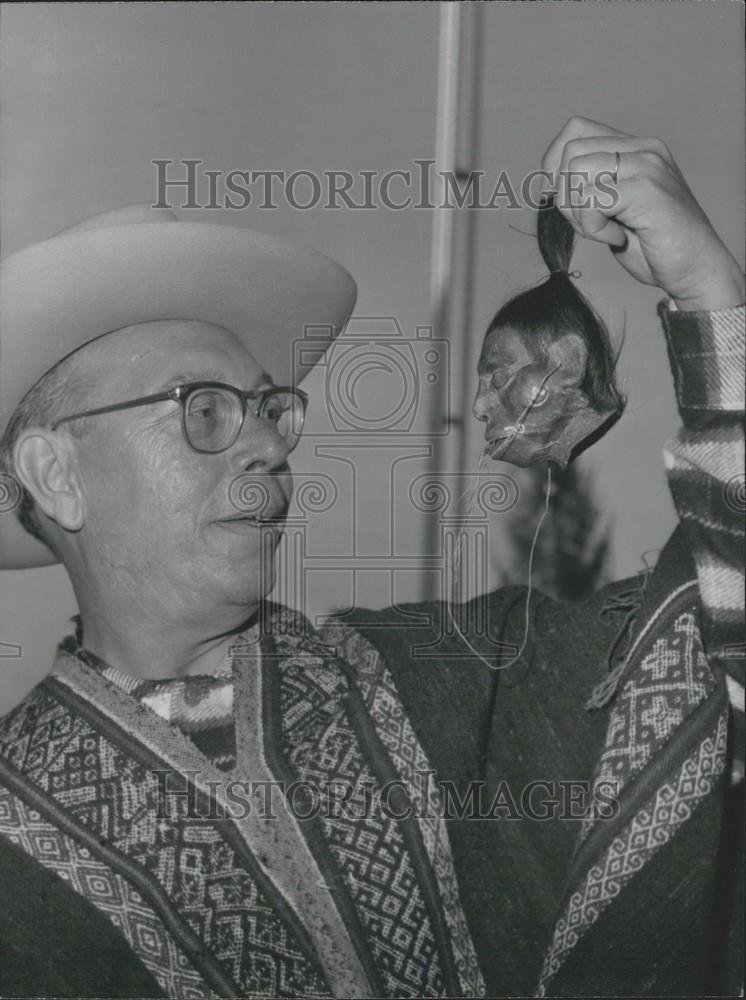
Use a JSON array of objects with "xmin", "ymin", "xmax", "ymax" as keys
[{"xmin": 543, "ymin": 116, "xmax": 745, "ymax": 732}]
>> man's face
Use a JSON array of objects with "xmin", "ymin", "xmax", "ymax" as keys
[
  {"xmin": 473, "ymin": 326, "xmax": 588, "ymax": 468},
  {"xmin": 64, "ymin": 320, "xmax": 293, "ymax": 616}
]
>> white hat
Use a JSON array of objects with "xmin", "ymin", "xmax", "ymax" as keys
[{"xmin": 0, "ymin": 205, "xmax": 357, "ymax": 569}]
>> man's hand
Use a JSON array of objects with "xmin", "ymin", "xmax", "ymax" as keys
[{"xmin": 542, "ymin": 116, "xmax": 744, "ymax": 311}]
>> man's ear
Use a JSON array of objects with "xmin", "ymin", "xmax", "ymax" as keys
[{"xmin": 13, "ymin": 429, "xmax": 86, "ymax": 532}]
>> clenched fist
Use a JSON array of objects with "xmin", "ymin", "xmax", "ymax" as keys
[{"xmin": 541, "ymin": 116, "xmax": 744, "ymax": 311}]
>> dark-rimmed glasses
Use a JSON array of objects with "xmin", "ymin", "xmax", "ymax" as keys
[{"xmin": 51, "ymin": 381, "xmax": 308, "ymax": 454}]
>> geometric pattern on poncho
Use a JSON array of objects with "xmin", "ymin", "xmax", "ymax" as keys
[
  {"xmin": 536, "ymin": 710, "xmax": 727, "ymax": 996},
  {"xmin": 581, "ymin": 604, "xmax": 714, "ymax": 838},
  {"xmin": 270, "ymin": 608, "xmax": 448, "ymax": 998},
  {"xmin": 537, "ymin": 596, "xmax": 728, "ymax": 995},
  {"xmin": 0, "ymin": 786, "xmax": 216, "ymax": 1000},
  {"xmin": 0, "ymin": 686, "xmax": 331, "ymax": 999},
  {"xmin": 1, "ymin": 605, "xmax": 484, "ymax": 998},
  {"xmin": 319, "ymin": 619, "xmax": 486, "ymax": 998}
]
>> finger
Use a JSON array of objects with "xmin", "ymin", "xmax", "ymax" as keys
[
  {"xmin": 557, "ymin": 135, "xmax": 673, "ymax": 195},
  {"xmin": 549, "ymin": 152, "xmax": 622, "ymax": 241},
  {"xmin": 564, "ymin": 153, "xmax": 623, "ymax": 241},
  {"xmin": 545, "ymin": 134, "xmax": 672, "ymax": 200},
  {"xmin": 610, "ymin": 231, "xmax": 629, "ymax": 255},
  {"xmin": 571, "ymin": 199, "xmax": 627, "ymax": 248},
  {"xmin": 545, "ymin": 201, "xmax": 627, "ymax": 253},
  {"xmin": 555, "ymin": 151, "xmax": 657, "ymax": 247},
  {"xmin": 542, "ymin": 116, "xmax": 632, "ymax": 185},
  {"xmin": 542, "ymin": 116, "xmax": 631, "ymax": 176},
  {"xmin": 563, "ymin": 186, "xmax": 656, "ymax": 286},
  {"xmin": 574, "ymin": 212, "xmax": 628, "ymax": 249},
  {"xmin": 606, "ymin": 229, "xmax": 658, "ymax": 287}
]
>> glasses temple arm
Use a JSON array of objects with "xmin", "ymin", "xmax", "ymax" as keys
[{"xmin": 50, "ymin": 390, "xmax": 177, "ymax": 430}]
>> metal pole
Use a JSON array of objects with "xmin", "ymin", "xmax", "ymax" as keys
[
  {"xmin": 429, "ymin": 3, "xmax": 461, "ymax": 349},
  {"xmin": 421, "ymin": 2, "xmax": 482, "ymax": 601}
]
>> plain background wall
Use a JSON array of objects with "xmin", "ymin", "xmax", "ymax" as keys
[{"xmin": 1, "ymin": 1, "xmax": 744, "ymax": 710}]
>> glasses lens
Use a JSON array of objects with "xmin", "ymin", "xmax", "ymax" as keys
[
  {"xmin": 184, "ymin": 387, "xmax": 243, "ymax": 452},
  {"xmin": 260, "ymin": 390, "xmax": 305, "ymax": 452}
]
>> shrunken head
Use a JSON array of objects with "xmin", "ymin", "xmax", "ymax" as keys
[{"xmin": 473, "ymin": 197, "xmax": 625, "ymax": 469}]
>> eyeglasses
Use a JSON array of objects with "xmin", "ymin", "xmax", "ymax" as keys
[{"xmin": 51, "ymin": 381, "xmax": 308, "ymax": 454}]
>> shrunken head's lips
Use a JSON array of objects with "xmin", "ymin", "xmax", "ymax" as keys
[{"xmin": 485, "ymin": 433, "xmax": 509, "ymax": 456}]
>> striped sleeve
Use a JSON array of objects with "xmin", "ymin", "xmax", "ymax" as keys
[{"xmin": 660, "ymin": 300, "xmax": 745, "ymax": 754}]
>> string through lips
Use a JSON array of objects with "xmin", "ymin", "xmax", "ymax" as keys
[{"xmin": 488, "ymin": 362, "xmax": 563, "ymax": 460}]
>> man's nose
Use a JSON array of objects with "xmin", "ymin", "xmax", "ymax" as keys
[{"xmin": 232, "ymin": 417, "xmax": 291, "ymax": 472}]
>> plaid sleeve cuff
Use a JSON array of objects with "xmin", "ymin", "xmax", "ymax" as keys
[{"xmin": 658, "ymin": 299, "xmax": 745, "ymax": 413}]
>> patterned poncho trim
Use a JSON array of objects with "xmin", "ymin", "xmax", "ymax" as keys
[
  {"xmin": 536, "ymin": 580, "xmax": 730, "ymax": 994},
  {"xmin": 0, "ymin": 606, "xmax": 484, "ymax": 999}
]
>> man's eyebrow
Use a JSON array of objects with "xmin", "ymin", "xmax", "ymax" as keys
[
  {"xmin": 160, "ymin": 371, "xmax": 224, "ymax": 388},
  {"xmin": 159, "ymin": 370, "xmax": 275, "ymax": 390}
]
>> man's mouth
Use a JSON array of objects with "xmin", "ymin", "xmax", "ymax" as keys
[
  {"xmin": 220, "ymin": 514, "xmax": 285, "ymax": 526},
  {"xmin": 216, "ymin": 513, "xmax": 286, "ymax": 535},
  {"xmin": 217, "ymin": 504, "xmax": 289, "ymax": 529}
]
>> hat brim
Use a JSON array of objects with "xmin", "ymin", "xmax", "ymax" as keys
[{"xmin": 1, "ymin": 219, "xmax": 356, "ymax": 569}]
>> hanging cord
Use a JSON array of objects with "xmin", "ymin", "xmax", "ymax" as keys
[
  {"xmin": 446, "ymin": 462, "xmax": 553, "ymax": 672},
  {"xmin": 495, "ymin": 463, "xmax": 552, "ymax": 670},
  {"xmin": 446, "ymin": 366, "xmax": 562, "ymax": 671}
]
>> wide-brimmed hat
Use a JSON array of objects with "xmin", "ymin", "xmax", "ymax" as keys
[{"xmin": 0, "ymin": 205, "xmax": 357, "ymax": 570}]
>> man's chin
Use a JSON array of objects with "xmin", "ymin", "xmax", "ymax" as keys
[
  {"xmin": 210, "ymin": 552, "xmax": 278, "ymax": 609},
  {"xmin": 209, "ymin": 520, "xmax": 282, "ymax": 581}
]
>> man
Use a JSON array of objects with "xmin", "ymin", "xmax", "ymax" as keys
[{"xmin": 0, "ymin": 118, "xmax": 742, "ymax": 997}]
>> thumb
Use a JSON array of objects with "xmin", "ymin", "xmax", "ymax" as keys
[{"xmin": 571, "ymin": 206, "xmax": 627, "ymax": 248}]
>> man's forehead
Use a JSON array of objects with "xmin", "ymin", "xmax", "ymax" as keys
[{"xmin": 74, "ymin": 319, "xmax": 267, "ymax": 386}]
